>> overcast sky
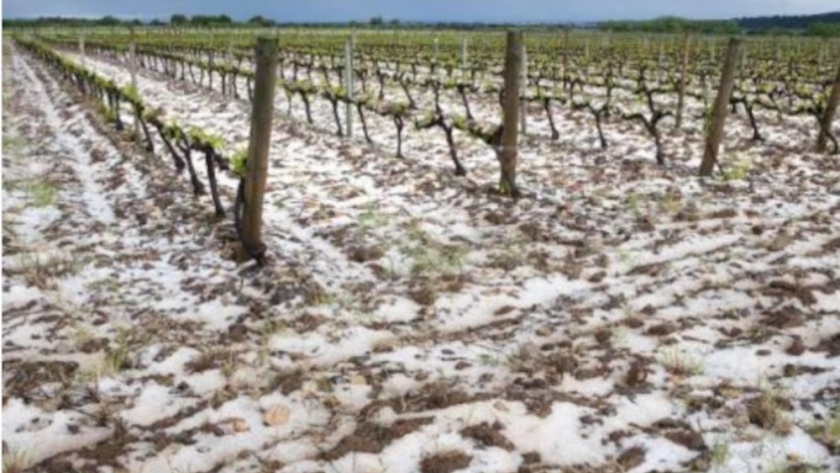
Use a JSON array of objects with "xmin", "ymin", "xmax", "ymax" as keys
[{"xmin": 3, "ymin": 0, "xmax": 838, "ymax": 22}]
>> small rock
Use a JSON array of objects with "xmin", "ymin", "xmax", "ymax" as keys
[
  {"xmin": 594, "ymin": 329, "xmax": 612, "ymax": 345},
  {"xmin": 493, "ymin": 400, "xmax": 509, "ymax": 413},
  {"xmin": 227, "ymin": 323, "xmax": 248, "ymax": 343},
  {"xmin": 647, "ymin": 322, "xmax": 678, "ymax": 337},
  {"xmin": 233, "ymin": 419, "xmax": 249, "ymax": 433},
  {"xmin": 454, "ymin": 361, "xmax": 472, "ymax": 371},
  {"xmin": 617, "ymin": 446, "xmax": 646, "ymax": 470},
  {"xmin": 665, "ymin": 430, "xmax": 707, "ymax": 451},
  {"xmin": 588, "ymin": 271, "xmax": 607, "ymax": 283},
  {"xmin": 350, "ymin": 375, "xmax": 368, "ymax": 386},
  {"xmin": 623, "ymin": 317, "xmax": 644, "ymax": 329},
  {"xmin": 264, "ymin": 405, "xmax": 291, "ymax": 427},
  {"xmin": 767, "ymin": 231, "xmax": 792, "ymax": 252},
  {"xmin": 786, "ymin": 338, "xmax": 806, "ymax": 356},
  {"xmin": 521, "ymin": 451, "xmax": 541, "ymax": 464},
  {"xmin": 349, "ymin": 245, "xmax": 384, "ymax": 263},
  {"xmin": 535, "ymin": 326, "xmax": 552, "ymax": 337}
]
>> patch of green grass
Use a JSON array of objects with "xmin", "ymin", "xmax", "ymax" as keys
[
  {"xmin": 357, "ymin": 203, "xmax": 390, "ymax": 235},
  {"xmin": 2, "ymin": 447, "xmax": 33, "ymax": 473},
  {"xmin": 13, "ymin": 252, "xmax": 86, "ymax": 288},
  {"xmin": 85, "ymin": 276, "xmax": 122, "ymax": 293},
  {"xmin": 808, "ymin": 405, "xmax": 840, "ymax": 450},
  {"xmin": 659, "ymin": 192, "xmax": 683, "ymax": 215},
  {"xmin": 657, "ymin": 347, "xmax": 704, "ymax": 377},
  {"xmin": 408, "ymin": 243, "xmax": 468, "ymax": 277},
  {"xmin": 3, "ymin": 134, "xmax": 26, "ymax": 150},
  {"xmin": 478, "ymin": 353, "xmax": 501, "ymax": 367},
  {"xmin": 71, "ymin": 323, "xmax": 96, "ymax": 350},
  {"xmin": 722, "ymin": 154, "xmax": 752, "ymax": 182},
  {"xmin": 625, "ymin": 192, "xmax": 643, "ymax": 219},
  {"xmin": 708, "ymin": 438, "xmax": 730, "ymax": 470},
  {"xmin": 105, "ymin": 326, "xmax": 136, "ymax": 373},
  {"xmin": 15, "ymin": 180, "xmax": 59, "ymax": 208},
  {"xmin": 399, "ymin": 220, "xmax": 468, "ymax": 278},
  {"xmin": 749, "ymin": 379, "xmax": 794, "ymax": 435},
  {"xmin": 616, "ymin": 249, "xmax": 635, "ymax": 265}
]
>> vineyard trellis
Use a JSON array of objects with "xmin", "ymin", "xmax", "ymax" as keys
[{"xmin": 11, "ymin": 26, "xmax": 840, "ymax": 263}]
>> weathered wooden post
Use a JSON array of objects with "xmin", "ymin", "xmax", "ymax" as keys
[
  {"xmin": 241, "ymin": 37, "xmax": 279, "ymax": 265},
  {"xmin": 275, "ymin": 28, "xmax": 283, "ymax": 85},
  {"xmin": 699, "ymin": 37, "xmax": 742, "ymax": 177},
  {"xmin": 519, "ymin": 44, "xmax": 528, "ymax": 135},
  {"xmin": 129, "ymin": 26, "xmax": 140, "ymax": 138},
  {"xmin": 499, "ymin": 30, "xmax": 523, "ymax": 198},
  {"xmin": 819, "ymin": 40, "xmax": 827, "ymax": 71},
  {"xmin": 562, "ymin": 28, "xmax": 570, "ymax": 90},
  {"xmin": 344, "ymin": 35, "xmax": 355, "ymax": 137},
  {"xmin": 79, "ymin": 31, "xmax": 86, "ymax": 68},
  {"xmin": 816, "ymin": 61, "xmax": 840, "ymax": 153},
  {"xmin": 208, "ymin": 49, "xmax": 215, "ymax": 89},
  {"xmin": 676, "ymin": 32, "xmax": 691, "ymax": 130},
  {"xmin": 461, "ymin": 36, "xmax": 468, "ymax": 77},
  {"xmin": 658, "ymin": 39, "xmax": 664, "ymax": 80}
]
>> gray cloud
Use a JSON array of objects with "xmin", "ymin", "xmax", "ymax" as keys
[{"xmin": 3, "ymin": 0, "xmax": 838, "ymax": 22}]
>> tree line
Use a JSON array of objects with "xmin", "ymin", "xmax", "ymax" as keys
[
  {"xmin": 3, "ymin": 11, "xmax": 839, "ymax": 36},
  {"xmin": 598, "ymin": 13, "xmax": 840, "ymax": 36},
  {"xmin": 2, "ymin": 14, "xmax": 275, "ymax": 28}
]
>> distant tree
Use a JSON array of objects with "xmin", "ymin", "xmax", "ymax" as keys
[
  {"xmin": 737, "ymin": 12, "xmax": 840, "ymax": 32},
  {"xmin": 97, "ymin": 15, "xmax": 121, "ymax": 26},
  {"xmin": 170, "ymin": 14, "xmax": 188, "ymax": 25},
  {"xmin": 189, "ymin": 15, "xmax": 233, "ymax": 27},
  {"xmin": 598, "ymin": 17, "xmax": 742, "ymax": 35},
  {"xmin": 370, "ymin": 16, "xmax": 384, "ymax": 26},
  {"xmin": 247, "ymin": 15, "xmax": 275, "ymax": 27},
  {"xmin": 389, "ymin": 18, "xmax": 400, "ymax": 26},
  {"xmin": 806, "ymin": 22, "xmax": 840, "ymax": 37},
  {"xmin": 761, "ymin": 27, "xmax": 797, "ymax": 36}
]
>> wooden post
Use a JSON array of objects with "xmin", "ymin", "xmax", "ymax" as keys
[
  {"xmin": 241, "ymin": 38, "xmax": 278, "ymax": 264},
  {"xmin": 675, "ymin": 33, "xmax": 690, "ymax": 130},
  {"xmin": 519, "ymin": 45, "xmax": 527, "ymax": 135},
  {"xmin": 658, "ymin": 40, "xmax": 664, "ymax": 78},
  {"xmin": 344, "ymin": 36, "xmax": 355, "ymax": 137},
  {"xmin": 434, "ymin": 36, "xmax": 439, "ymax": 64},
  {"xmin": 562, "ymin": 28, "xmax": 570, "ymax": 89},
  {"xmin": 819, "ymin": 41, "xmax": 826, "ymax": 71},
  {"xmin": 461, "ymin": 36, "xmax": 468, "ymax": 77},
  {"xmin": 209, "ymin": 50, "xmax": 215, "ymax": 89},
  {"xmin": 499, "ymin": 31, "xmax": 523, "ymax": 198},
  {"xmin": 79, "ymin": 32, "xmax": 86, "ymax": 68},
  {"xmin": 129, "ymin": 27, "xmax": 139, "ymax": 138},
  {"xmin": 816, "ymin": 61, "xmax": 840, "ymax": 153},
  {"xmin": 275, "ymin": 29, "xmax": 283, "ymax": 84},
  {"xmin": 699, "ymin": 38, "xmax": 741, "ymax": 177}
]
